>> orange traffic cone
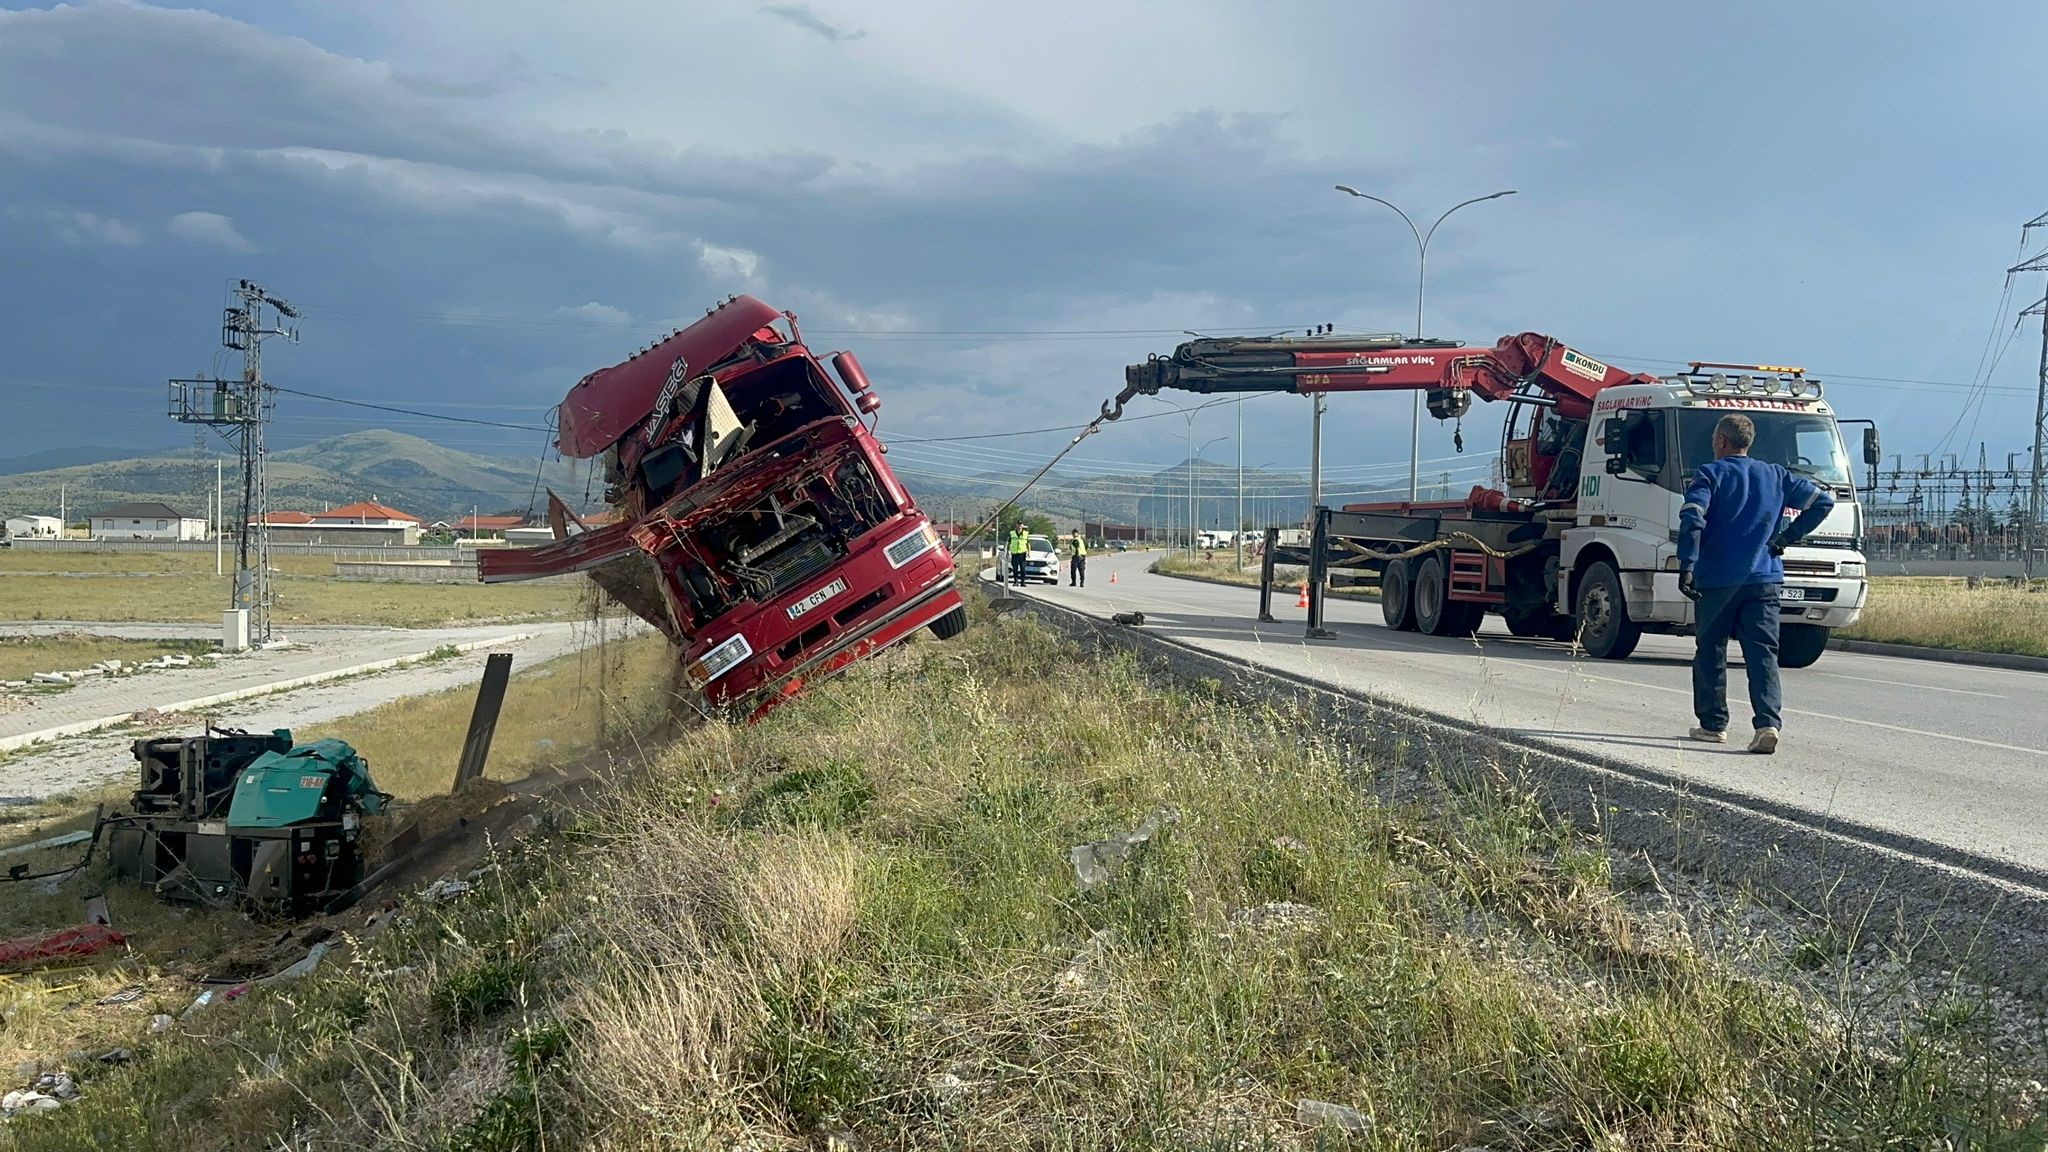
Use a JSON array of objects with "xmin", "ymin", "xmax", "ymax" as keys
[
  {"xmin": 1109, "ymin": 570, "xmax": 1119, "ymax": 584},
  {"xmin": 1295, "ymin": 584, "xmax": 1310, "ymax": 609}
]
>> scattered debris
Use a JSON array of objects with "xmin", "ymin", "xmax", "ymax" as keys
[
  {"xmin": 418, "ymin": 878, "xmax": 474, "ymax": 904},
  {"xmin": 2, "ymin": 1088, "xmax": 63, "ymax": 1117},
  {"xmin": 147, "ymin": 1014, "xmax": 174, "ymax": 1034},
  {"xmin": 93, "ymin": 985, "xmax": 147, "ymax": 1008},
  {"xmin": 95, "ymin": 1049, "xmax": 132, "ymax": 1065},
  {"xmin": 179, "ymin": 989, "xmax": 216, "ymax": 1020},
  {"xmin": 1069, "ymin": 806, "xmax": 1178, "ymax": 892},
  {"xmin": 1295, "ymin": 1099, "xmax": 1372, "ymax": 1132},
  {"xmin": 0, "ymin": 830, "xmax": 92, "ymax": 859},
  {"xmin": 268, "ymin": 942, "xmax": 332, "ymax": 982},
  {"xmin": 126, "ymin": 707, "xmax": 200, "ymax": 728},
  {"xmin": 0, "ymin": 923, "xmax": 126, "ymax": 971},
  {"xmin": 1111, "ymin": 611, "xmax": 1147, "ymax": 627}
]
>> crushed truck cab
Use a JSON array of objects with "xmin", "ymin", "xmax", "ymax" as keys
[{"xmin": 479, "ymin": 296, "xmax": 965, "ymax": 718}]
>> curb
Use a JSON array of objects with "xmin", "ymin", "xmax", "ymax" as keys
[
  {"xmin": 0, "ymin": 633, "xmax": 538, "ymax": 754},
  {"xmin": 1828, "ymin": 637, "xmax": 2048, "ymax": 674},
  {"xmin": 1151, "ymin": 566, "xmax": 2043, "ymax": 676},
  {"xmin": 982, "ymin": 574, "xmax": 2048, "ymax": 998}
]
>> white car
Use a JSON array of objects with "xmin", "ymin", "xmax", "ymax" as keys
[{"xmin": 1020, "ymin": 535, "xmax": 1060, "ymax": 584}]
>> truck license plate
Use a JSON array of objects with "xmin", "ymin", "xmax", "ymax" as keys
[
  {"xmin": 788, "ymin": 578, "xmax": 848, "ymax": 620},
  {"xmin": 1779, "ymin": 587, "xmax": 1807, "ymax": 601}
]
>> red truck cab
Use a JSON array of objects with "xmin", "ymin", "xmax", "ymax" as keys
[{"xmin": 479, "ymin": 295, "xmax": 965, "ymax": 719}]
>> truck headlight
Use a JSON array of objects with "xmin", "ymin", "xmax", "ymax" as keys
[
  {"xmin": 687, "ymin": 633, "xmax": 753, "ymax": 686},
  {"xmin": 1838, "ymin": 562, "xmax": 1866, "ymax": 579}
]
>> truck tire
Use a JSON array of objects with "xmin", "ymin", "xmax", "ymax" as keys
[
  {"xmin": 1574, "ymin": 561, "xmax": 1641, "ymax": 660},
  {"xmin": 1779, "ymin": 622, "xmax": 1828, "ymax": 669},
  {"xmin": 1413, "ymin": 554, "xmax": 1481, "ymax": 637},
  {"xmin": 927, "ymin": 606, "xmax": 969, "ymax": 641},
  {"xmin": 1381, "ymin": 559, "xmax": 1418, "ymax": 631}
]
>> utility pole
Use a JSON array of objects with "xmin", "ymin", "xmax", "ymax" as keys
[
  {"xmin": 169, "ymin": 279, "xmax": 300, "ymax": 645},
  {"xmin": 1235, "ymin": 401, "xmax": 1244, "ymax": 570},
  {"xmin": 214, "ymin": 458, "xmax": 223, "ymax": 576},
  {"xmin": 2012, "ymin": 212, "xmax": 2048, "ymax": 576}
]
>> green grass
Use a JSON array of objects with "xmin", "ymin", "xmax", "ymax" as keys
[
  {"xmin": 1840, "ymin": 576, "xmax": 2048, "ymax": 657},
  {"xmin": 0, "ymin": 635, "xmax": 215, "ymax": 682},
  {"xmin": 2, "ymin": 591, "xmax": 2041, "ymax": 1149},
  {"xmin": 0, "ymin": 549, "xmax": 584, "ymax": 628}
]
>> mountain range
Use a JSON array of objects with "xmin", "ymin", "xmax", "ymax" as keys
[
  {"xmin": 0, "ymin": 429, "xmax": 1366, "ymax": 531},
  {"xmin": 0, "ymin": 430, "xmax": 588, "ymax": 522}
]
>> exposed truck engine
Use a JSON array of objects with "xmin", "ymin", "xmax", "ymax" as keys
[{"xmin": 479, "ymin": 295, "xmax": 966, "ymax": 718}]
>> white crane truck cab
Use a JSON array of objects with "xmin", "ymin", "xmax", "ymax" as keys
[{"xmin": 1561, "ymin": 368, "xmax": 1871, "ymax": 667}]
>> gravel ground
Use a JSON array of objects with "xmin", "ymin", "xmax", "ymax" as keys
[{"xmin": 0, "ymin": 616, "xmax": 650, "ymax": 800}]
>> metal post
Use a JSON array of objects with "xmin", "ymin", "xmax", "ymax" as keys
[
  {"xmin": 1258, "ymin": 526, "xmax": 1278, "ymax": 622},
  {"xmin": 1306, "ymin": 508, "xmax": 1336, "ymax": 639},
  {"xmin": 454, "ymin": 653, "xmax": 514, "ymax": 789},
  {"xmin": 2032, "ymin": 296, "xmax": 2047, "ymax": 576},
  {"xmin": 214, "ymin": 459, "xmax": 223, "ymax": 577},
  {"xmin": 1235, "ymin": 402, "xmax": 1244, "ymax": 570}
]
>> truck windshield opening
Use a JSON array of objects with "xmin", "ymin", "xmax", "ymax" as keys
[{"xmin": 1676, "ymin": 410, "xmax": 1853, "ymax": 488}]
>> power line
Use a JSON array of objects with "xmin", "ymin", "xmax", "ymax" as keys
[{"xmin": 266, "ymin": 384, "xmax": 550, "ymax": 432}]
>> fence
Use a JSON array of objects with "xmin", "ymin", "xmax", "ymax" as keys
[{"xmin": 8, "ymin": 538, "xmax": 477, "ymax": 563}]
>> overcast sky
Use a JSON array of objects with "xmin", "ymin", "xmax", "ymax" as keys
[{"xmin": 4, "ymin": 0, "xmax": 2046, "ymax": 498}]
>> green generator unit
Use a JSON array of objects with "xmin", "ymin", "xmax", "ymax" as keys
[{"xmin": 110, "ymin": 729, "xmax": 390, "ymax": 916}]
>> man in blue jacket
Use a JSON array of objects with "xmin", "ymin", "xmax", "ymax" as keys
[{"xmin": 1676, "ymin": 413, "xmax": 1836, "ymax": 754}]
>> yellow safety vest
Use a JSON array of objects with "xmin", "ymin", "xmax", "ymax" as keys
[
  {"xmin": 1070, "ymin": 536, "xmax": 1087, "ymax": 557},
  {"xmin": 1009, "ymin": 532, "xmax": 1028, "ymax": 554}
]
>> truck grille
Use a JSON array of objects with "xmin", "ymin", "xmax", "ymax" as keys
[
  {"xmin": 1782, "ymin": 558, "xmax": 1836, "ymax": 576},
  {"xmin": 761, "ymin": 537, "xmax": 836, "ymax": 596}
]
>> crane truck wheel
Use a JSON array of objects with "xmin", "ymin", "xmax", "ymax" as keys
[
  {"xmin": 1413, "ymin": 554, "xmax": 1481, "ymax": 637},
  {"xmin": 927, "ymin": 606, "xmax": 969, "ymax": 641},
  {"xmin": 1573, "ymin": 561, "xmax": 1641, "ymax": 660},
  {"xmin": 1380, "ymin": 559, "xmax": 1418, "ymax": 631},
  {"xmin": 1779, "ymin": 622, "xmax": 1829, "ymax": 669}
]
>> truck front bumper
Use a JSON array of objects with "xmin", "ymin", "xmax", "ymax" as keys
[{"xmin": 1629, "ymin": 571, "xmax": 1867, "ymax": 629}]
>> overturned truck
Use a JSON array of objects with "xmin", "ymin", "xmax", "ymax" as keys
[{"xmin": 480, "ymin": 295, "xmax": 965, "ymax": 719}]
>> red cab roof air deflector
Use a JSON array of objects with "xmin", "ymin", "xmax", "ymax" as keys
[{"xmin": 554, "ymin": 294, "xmax": 785, "ymax": 459}]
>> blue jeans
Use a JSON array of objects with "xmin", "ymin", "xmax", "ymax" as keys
[{"xmin": 1692, "ymin": 582, "xmax": 1783, "ymax": 732}]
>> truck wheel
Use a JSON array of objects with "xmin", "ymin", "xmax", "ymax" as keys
[
  {"xmin": 1380, "ymin": 559, "xmax": 1418, "ymax": 631},
  {"xmin": 1779, "ymin": 622, "xmax": 1828, "ymax": 669},
  {"xmin": 1574, "ymin": 561, "xmax": 1641, "ymax": 659},
  {"xmin": 1414, "ymin": 554, "xmax": 1480, "ymax": 637},
  {"xmin": 927, "ymin": 606, "xmax": 969, "ymax": 641}
]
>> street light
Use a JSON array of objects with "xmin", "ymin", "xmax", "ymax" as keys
[
  {"xmin": 1191, "ymin": 435, "xmax": 1228, "ymax": 556},
  {"xmin": 1334, "ymin": 184, "xmax": 1517, "ymax": 501}
]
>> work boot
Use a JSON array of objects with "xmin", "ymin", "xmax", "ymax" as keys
[
  {"xmin": 1748, "ymin": 728, "xmax": 1779, "ymax": 755},
  {"xmin": 1687, "ymin": 727, "xmax": 1726, "ymax": 744}
]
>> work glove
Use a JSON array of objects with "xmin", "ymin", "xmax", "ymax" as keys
[
  {"xmin": 1678, "ymin": 569, "xmax": 1701, "ymax": 602},
  {"xmin": 1767, "ymin": 532, "xmax": 1789, "ymax": 557}
]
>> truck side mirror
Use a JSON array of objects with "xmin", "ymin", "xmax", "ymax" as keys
[
  {"xmin": 1863, "ymin": 426, "xmax": 1881, "ymax": 467},
  {"xmin": 1605, "ymin": 456, "xmax": 1627, "ymax": 475},
  {"xmin": 1601, "ymin": 417, "xmax": 1626, "ymax": 449}
]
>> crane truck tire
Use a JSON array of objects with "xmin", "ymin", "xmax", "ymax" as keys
[
  {"xmin": 1778, "ymin": 622, "xmax": 1828, "ymax": 669},
  {"xmin": 1574, "ymin": 561, "xmax": 1641, "ymax": 660},
  {"xmin": 1413, "ymin": 554, "xmax": 1482, "ymax": 637},
  {"xmin": 1380, "ymin": 559, "xmax": 1418, "ymax": 631},
  {"xmin": 928, "ymin": 606, "xmax": 969, "ymax": 641}
]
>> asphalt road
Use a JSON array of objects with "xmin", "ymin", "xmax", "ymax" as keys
[{"xmin": 1000, "ymin": 551, "xmax": 2048, "ymax": 879}]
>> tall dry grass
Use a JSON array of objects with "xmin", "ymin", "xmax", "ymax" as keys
[
  {"xmin": 1841, "ymin": 576, "xmax": 2048, "ymax": 657},
  {"xmin": 7, "ymin": 589, "xmax": 2045, "ymax": 1150}
]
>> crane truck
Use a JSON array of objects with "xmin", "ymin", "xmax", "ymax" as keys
[
  {"xmin": 1111, "ymin": 331, "xmax": 1879, "ymax": 666},
  {"xmin": 478, "ymin": 295, "xmax": 965, "ymax": 719}
]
